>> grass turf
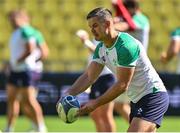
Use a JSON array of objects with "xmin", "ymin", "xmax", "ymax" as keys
[{"xmin": 0, "ymin": 116, "xmax": 179, "ymax": 132}]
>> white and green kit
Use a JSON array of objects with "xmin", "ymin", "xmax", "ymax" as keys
[
  {"xmin": 9, "ymin": 25, "xmax": 45, "ymax": 72},
  {"xmin": 92, "ymin": 32, "xmax": 166, "ymax": 103},
  {"xmin": 171, "ymin": 28, "xmax": 180, "ymax": 73},
  {"xmin": 128, "ymin": 12, "xmax": 150, "ymax": 51}
]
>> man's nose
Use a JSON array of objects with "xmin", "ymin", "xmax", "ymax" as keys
[{"xmin": 91, "ymin": 28, "xmax": 95, "ymax": 34}]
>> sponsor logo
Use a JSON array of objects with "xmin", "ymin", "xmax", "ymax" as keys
[{"xmin": 137, "ymin": 108, "xmax": 143, "ymax": 115}]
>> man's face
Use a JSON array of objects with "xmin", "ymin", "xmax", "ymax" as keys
[
  {"xmin": 9, "ymin": 13, "xmax": 29, "ymax": 29},
  {"xmin": 9, "ymin": 15, "xmax": 20, "ymax": 28},
  {"xmin": 87, "ymin": 17, "xmax": 107, "ymax": 41}
]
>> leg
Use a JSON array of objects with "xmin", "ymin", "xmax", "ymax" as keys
[
  {"xmin": 20, "ymin": 88, "xmax": 38, "ymax": 123},
  {"xmin": 19, "ymin": 86, "xmax": 46, "ymax": 132},
  {"xmin": 128, "ymin": 92, "xmax": 169, "ymax": 132},
  {"xmin": 90, "ymin": 101, "xmax": 116, "ymax": 132},
  {"xmin": 114, "ymin": 102, "xmax": 130, "ymax": 122},
  {"xmin": 127, "ymin": 117, "xmax": 156, "ymax": 132},
  {"xmin": 5, "ymin": 84, "xmax": 20, "ymax": 132},
  {"xmin": 89, "ymin": 74, "xmax": 116, "ymax": 132}
]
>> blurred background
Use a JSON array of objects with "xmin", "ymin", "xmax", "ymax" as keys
[
  {"xmin": 0, "ymin": 0, "xmax": 180, "ymax": 132},
  {"xmin": 0, "ymin": 0, "xmax": 179, "ymax": 72}
]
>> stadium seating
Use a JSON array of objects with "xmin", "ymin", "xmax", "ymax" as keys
[{"xmin": 0, "ymin": 0, "xmax": 179, "ymax": 72}]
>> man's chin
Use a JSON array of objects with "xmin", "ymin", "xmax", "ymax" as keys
[{"xmin": 95, "ymin": 37, "xmax": 100, "ymax": 41}]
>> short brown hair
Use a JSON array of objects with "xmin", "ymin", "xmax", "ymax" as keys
[
  {"xmin": 9, "ymin": 9, "xmax": 29, "ymax": 20},
  {"xmin": 86, "ymin": 7, "xmax": 112, "ymax": 21},
  {"xmin": 123, "ymin": 0, "xmax": 139, "ymax": 9}
]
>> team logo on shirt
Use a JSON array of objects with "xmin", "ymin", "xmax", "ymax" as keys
[
  {"xmin": 102, "ymin": 56, "xmax": 106, "ymax": 62},
  {"xmin": 113, "ymin": 59, "xmax": 118, "ymax": 65}
]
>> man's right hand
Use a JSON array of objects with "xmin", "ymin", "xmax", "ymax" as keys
[
  {"xmin": 76, "ymin": 29, "xmax": 89, "ymax": 43},
  {"xmin": 160, "ymin": 52, "xmax": 168, "ymax": 64}
]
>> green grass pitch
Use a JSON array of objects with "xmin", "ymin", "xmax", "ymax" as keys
[{"xmin": 0, "ymin": 116, "xmax": 179, "ymax": 132}]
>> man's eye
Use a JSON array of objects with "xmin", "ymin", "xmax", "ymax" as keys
[{"xmin": 93, "ymin": 25, "xmax": 98, "ymax": 28}]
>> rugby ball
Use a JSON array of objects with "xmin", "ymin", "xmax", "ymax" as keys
[{"xmin": 56, "ymin": 95, "xmax": 80, "ymax": 123}]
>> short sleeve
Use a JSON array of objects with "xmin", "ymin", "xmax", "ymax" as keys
[
  {"xmin": 21, "ymin": 26, "xmax": 45, "ymax": 45},
  {"xmin": 116, "ymin": 33, "xmax": 140, "ymax": 67},
  {"xmin": 170, "ymin": 28, "xmax": 180, "ymax": 41},
  {"xmin": 133, "ymin": 13, "xmax": 150, "ymax": 29},
  {"xmin": 36, "ymin": 31, "xmax": 45, "ymax": 45},
  {"xmin": 92, "ymin": 43, "xmax": 104, "ymax": 65},
  {"xmin": 21, "ymin": 26, "xmax": 35, "ymax": 41}
]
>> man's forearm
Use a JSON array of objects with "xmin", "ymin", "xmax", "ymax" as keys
[
  {"xmin": 17, "ymin": 52, "xmax": 31, "ymax": 63},
  {"xmin": 68, "ymin": 73, "xmax": 93, "ymax": 96},
  {"xmin": 166, "ymin": 52, "xmax": 174, "ymax": 62},
  {"xmin": 95, "ymin": 81, "xmax": 128, "ymax": 107}
]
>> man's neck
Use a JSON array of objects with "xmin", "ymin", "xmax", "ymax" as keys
[
  {"xmin": 103, "ymin": 30, "xmax": 119, "ymax": 48},
  {"xmin": 15, "ymin": 23, "xmax": 29, "ymax": 30},
  {"xmin": 19, "ymin": 22, "xmax": 29, "ymax": 28}
]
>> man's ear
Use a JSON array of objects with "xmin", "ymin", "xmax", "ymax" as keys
[{"xmin": 104, "ymin": 20, "xmax": 111, "ymax": 28}]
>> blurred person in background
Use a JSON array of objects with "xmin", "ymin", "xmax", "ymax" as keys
[
  {"xmin": 4, "ymin": 10, "xmax": 49, "ymax": 132},
  {"xmin": 112, "ymin": 0, "xmax": 150, "ymax": 118},
  {"xmin": 112, "ymin": 0, "xmax": 150, "ymax": 51},
  {"xmin": 76, "ymin": 29, "xmax": 116, "ymax": 132},
  {"xmin": 161, "ymin": 27, "xmax": 180, "ymax": 73}
]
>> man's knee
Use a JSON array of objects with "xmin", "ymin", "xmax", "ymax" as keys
[{"xmin": 128, "ymin": 117, "xmax": 156, "ymax": 132}]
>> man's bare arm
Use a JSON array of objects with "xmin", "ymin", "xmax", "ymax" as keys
[
  {"xmin": 79, "ymin": 66, "xmax": 135, "ymax": 115},
  {"xmin": 67, "ymin": 62, "xmax": 104, "ymax": 96},
  {"xmin": 95, "ymin": 66, "xmax": 134, "ymax": 106},
  {"xmin": 161, "ymin": 39, "xmax": 180, "ymax": 63}
]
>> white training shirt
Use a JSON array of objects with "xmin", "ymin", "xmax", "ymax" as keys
[
  {"xmin": 92, "ymin": 32, "xmax": 166, "ymax": 103},
  {"xmin": 9, "ymin": 25, "xmax": 45, "ymax": 72},
  {"xmin": 128, "ymin": 12, "xmax": 150, "ymax": 52}
]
